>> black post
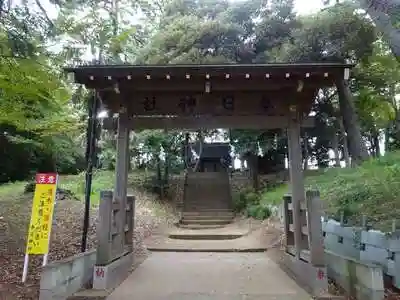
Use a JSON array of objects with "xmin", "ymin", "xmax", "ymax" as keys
[{"xmin": 81, "ymin": 92, "xmax": 99, "ymax": 253}]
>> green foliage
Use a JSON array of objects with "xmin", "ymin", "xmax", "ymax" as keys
[
  {"xmin": 0, "ymin": 2, "xmax": 88, "ymax": 183},
  {"xmin": 246, "ymin": 204, "xmax": 272, "ymax": 220},
  {"xmin": 0, "ymin": 124, "xmax": 85, "ymax": 183},
  {"xmin": 262, "ymin": 151, "xmax": 400, "ymax": 231},
  {"xmin": 232, "ymin": 187, "xmax": 256, "ymax": 212},
  {"xmin": 233, "ymin": 188, "xmax": 271, "ymax": 220}
]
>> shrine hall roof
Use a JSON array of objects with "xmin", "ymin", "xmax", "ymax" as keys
[{"xmin": 64, "ymin": 62, "xmax": 354, "ymax": 85}]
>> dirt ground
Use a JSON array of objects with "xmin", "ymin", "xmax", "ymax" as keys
[{"xmin": 0, "ymin": 189, "xmax": 175, "ymax": 300}]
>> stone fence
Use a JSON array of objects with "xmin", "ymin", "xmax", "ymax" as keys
[
  {"xmin": 278, "ymin": 203, "xmax": 400, "ymax": 290},
  {"xmin": 322, "ymin": 217, "xmax": 400, "ymax": 289},
  {"xmin": 279, "ymin": 196, "xmax": 393, "ymax": 300}
]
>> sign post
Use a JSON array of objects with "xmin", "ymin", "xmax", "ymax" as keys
[{"xmin": 22, "ymin": 173, "xmax": 58, "ymax": 283}]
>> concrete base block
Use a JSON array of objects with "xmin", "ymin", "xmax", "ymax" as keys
[
  {"xmin": 279, "ymin": 252, "xmax": 329, "ymax": 297},
  {"xmin": 39, "ymin": 250, "xmax": 96, "ymax": 300},
  {"xmin": 92, "ymin": 252, "xmax": 133, "ymax": 290}
]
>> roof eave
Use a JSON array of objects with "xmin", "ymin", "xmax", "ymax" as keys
[{"xmin": 64, "ymin": 62, "xmax": 355, "ymax": 74}]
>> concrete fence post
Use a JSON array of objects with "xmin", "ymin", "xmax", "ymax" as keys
[
  {"xmin": 97, "ymin": 190, "xmax": 113, "ymax": 265},
  {"xmin": 306, "ymin": 190, "xmax": 325, "ymax": 267},
  {"xmin": 340, "ymin": 211, "xmax": 345, "ymax": 226}
]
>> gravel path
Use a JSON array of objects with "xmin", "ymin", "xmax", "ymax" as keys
[{"xmin": 107, "ymin": 252, "xmax": 311, "ymax": 300}]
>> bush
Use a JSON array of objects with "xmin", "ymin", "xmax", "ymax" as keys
[
  {"xmin": 232, "ymin": 193, "xmax": 247, "ymax": 213},
  {"xmin": 24, "ymin": 181, "xmax": 35, "ymax": 193},
  {"xmin": 245, "ymin": 204, "xmax": 271, "ymax": 220},
  {"xmin": 233, "ymin": 188, "xmax": 271, "ymax": 220},
  {"xmin": 232, "ymin": 187, "xmax": 257, "ymax": 212}
]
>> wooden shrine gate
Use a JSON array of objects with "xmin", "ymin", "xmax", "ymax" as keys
[{"xmin": 65, "ymin": 63, "xmax": 353, "ymax": 295}]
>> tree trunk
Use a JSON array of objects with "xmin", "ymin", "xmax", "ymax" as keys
[
  {"xmin": 164, "ymin": 151, "xmax": 169, "ymax": 182},
  {"xmin": 156, "ymin": 154, "xmax": 162, "ymax": 182},
  {"xmin": 373, "ymin": 132, "xmax": 380, "ymax": 157},
  {"xmin": 251, "ymin": 152, "xmax": 259, "ymax": 191},
  {"xmin": 240, "ymin": 158, "xmax": 245, "ymax": 171},
  {"xmin": 368, "ymin": 136, "xmax": 375, "ymax": 157},
  {"xmin": 336, "ymin": 79, "xmax": 369, "ymax": 164},
  {"xmin": 385, "ymin": 126, "xmax": 390, "ymax": 153},
  {"xmin": 163, "ymin": 129, "xmax": 169, "ymax": 183},
  {"xmin": 193, "ymin": 130, "xmax": 203, "ymax": 172},
  {"xmin": 184, "ymin": 133, "xmax": 190, "ymax": 169},
  {"xmin": 332, "ymin": 132, "xmax": 341, "ymax": 167},
  {"xmin": 303, "ymin": 133, "xmax": 309, "ymax": 170},
  {"xmin": 390, "ymin": 85, "xmax": 400, "ymax": 149},
  {"xmin": 338, "ymin": 118, "xmax": 351, "ymax": 167}
]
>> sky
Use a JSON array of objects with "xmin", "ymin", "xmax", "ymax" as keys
[{"xmin": 294, "ymin": 0, "xmax": 324, "ymax": 15}]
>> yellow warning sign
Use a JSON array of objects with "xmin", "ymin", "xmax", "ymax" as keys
[{"xmin": 26, "ymin": 173, "xmax": 57, "ymax": 255}]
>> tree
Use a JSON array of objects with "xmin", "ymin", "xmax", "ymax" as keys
[
  {"xmin": 0, "ymin": 3, "xmax": 86, "ymax": 181},
  {"xmin": 273, "ymin": 3, "xmax": 376, "ymax": 164},
  {"xmin": 354, "ymin": 0, "xmax": 400, "ymax": 59}
]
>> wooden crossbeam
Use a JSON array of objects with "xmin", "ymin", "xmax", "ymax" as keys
[{"xmin": 102, "ymin": 115, "xmax": 315, "ymax": 130}]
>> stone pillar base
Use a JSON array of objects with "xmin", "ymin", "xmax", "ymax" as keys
[
  {"xmin": 279, "ymin": 251, "xmax": 331, "ymax": 298},
  {"xmin": 92, "ymin": 252, "xmax": 133, "ymax": 290}
]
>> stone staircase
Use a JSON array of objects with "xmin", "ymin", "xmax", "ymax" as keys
[{"xmin": 180, "ymin": 171, "xmax": 235, "ymax": 228}]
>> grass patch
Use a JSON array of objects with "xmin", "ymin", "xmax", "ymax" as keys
[
  {"xmin": 261, "ymin": 184, "xmax": 288, "ymax": 206},
  {"xmin": 59, "ymin": 171, "xmax": 114, "ymax": 204},
  {"xmin": 58, "ymin": 170, "xmax": 152, "ymax": 204},
  {"xmin": 0, "ymin": 170, "xmax": 151, "ymax": 205},
  {"xmin": 261, "ymin": 151, "xmax": 400, "ymax": 231},
  {"xmin": 0, "ymin": 181, "xmax": 26, "ymax": 199}
]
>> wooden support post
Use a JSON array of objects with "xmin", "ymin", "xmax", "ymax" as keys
[
  {"xmin": 96, "ymin": 190, "xmax": 113, "ymax": 265},
  {"xmin": 306, "ymin": 190, "xmax": 325, "ymax": 266},
  {"xmin": 125, "ymin": 195, "xmax": 135, "ymax": 253},
  {"xmin": 114, "ymin": 111, "xmax": 130, "ymax": 257},
  {"xmin": 287, "ymin": 107, "xmax": 306, "ymax": 260}
]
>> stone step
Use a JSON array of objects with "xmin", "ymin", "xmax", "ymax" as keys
[
  {"xmin": 182, "ymin": 215, "xmax": 234, "ymax": 221},
  {"xmin": 184, "ymin": 202, "xmax": 232, "ymax": 206},
  {"xmin": 184, "ymin": 204, "xmax": 231, "ymax": 208},
  {"xmin": 184, "ymin": 201, "xmax": 231, "ymax": 204},
  {"xmin": 182, "ymin": 211, "xmax": 235, "ymax": 216},
  {"xmin": 180, "ymin": 219, "xmax": 233, "ymax": 225},
  {"xmin": 184, "ymin": 207, "xmax": 232, "ymax": 211},
  {"xmin": 184, "ymin": 200, "xmax": 231, "ymax": 204},
  {"xmin": 182, "ymin": 218, "xmax": 234, "ymax": 225},
  {"xmin": 175, "ymin": 223, "xmax": 226, "ymax": 230},
  {"xmin": 184, "ymin": 201, "xmax": 230, "ymax": 207},
  {"xmin": 183, "ymin": 208, "xmax": 233, "ymax": 212},
  {"xmin": 168, "ymin": 233, "xmax": 242, "ymax": 240}
]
